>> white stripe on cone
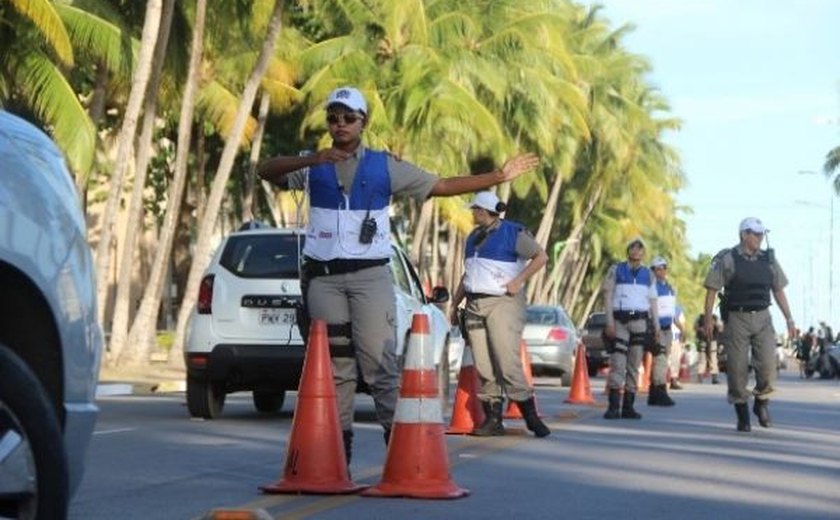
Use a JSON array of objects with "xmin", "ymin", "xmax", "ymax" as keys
[{"xmin": 393, "ymin": 397, "xmax": 444, "ymax": 423}]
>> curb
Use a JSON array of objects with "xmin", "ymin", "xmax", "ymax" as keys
[{"xmin": 96, "ymin": 379, "xmax": 186, "ymax": 397}]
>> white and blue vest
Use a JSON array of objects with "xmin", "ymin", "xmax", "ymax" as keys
[
  {"xmin": 304, "ymin": 149, "xmax": 391, "ymax": 260},
  {"xmin": 655, "ymin": 280, "xmax": 677, "ymax": 328},
  {"xmin": 612, "ymin": 262, "xmax": 653, "ymax": 312},
  {"xmin": 463, "ymin": 220, "xmax": 525, "ymax": 295}
]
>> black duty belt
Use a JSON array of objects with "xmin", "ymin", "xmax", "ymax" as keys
[
  {"xmin": 303, "ymin": 257, "xmax": 389, "ymax": 279},
  {"xmin": 613, "ymin": 310, "xmax": 648, "ymax": 322},
  {"xmin": 466, "ymin": 292, "xmax": 502, "ymax": 300},
  {"xmin": 726, "ymin": 305, "xmax": 768, "ymax": 313}
]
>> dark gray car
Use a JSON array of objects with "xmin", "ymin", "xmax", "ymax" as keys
[{"xmin": 580, "ymin": 311, "xmax": 609, "ymax": 377}]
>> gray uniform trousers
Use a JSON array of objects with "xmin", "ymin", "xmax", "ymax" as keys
[
  {"xmin": 305, "ymin": 264, "xmax": 399, "ymax": 431},
  {"xmin": 696, "ymin": 339, "xmax": 719, "ymax": 375},
  {"xmin": 722, "ymin": 309, "xmax": 777, "ymax": 404},
  {"xmin": 464, "ymin": 292, "xmax": 532, "ymax": 404},
  {"xmin": 607, "ymin": 317, "xmax": 647, "ymax": 393},
  {"xmin": 651, "ymin": 328, "xmax": 674, "ymax": 385}
]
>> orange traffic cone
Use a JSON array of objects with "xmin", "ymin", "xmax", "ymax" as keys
[
  {"xmin": 638, "ymin": 351, "xmax": 652, "ymax": 394},
  {"xmin": 504, "ymin": 340, "xmax": 538, "ymax": 419},
  {"xmin": 260, "ymin": 320, "xmax": 367, "ymax": 495},
  {"xmin": 679, "ymin": 351, "xmax": 691, "ymax": 383},
  {"xmin": 565, "ymin": 341, "xmax": 598, "ymax": 405},
  {"xmin": 446, "ymin": 344, "xmax": 485, "ymax": 434},
  {"xmin": 361, "ymin": 314, "xmax": 469, "ymax": 499}
]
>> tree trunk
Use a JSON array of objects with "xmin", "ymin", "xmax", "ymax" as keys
[
  {"xmin": 410, "ymin": 198, "xmax": 433, "ymax": 267},
  {"xmin": 527, "ymin": 168, "xmax": 563, "ymax": 303},
  {"xmin": 127, "ymin": 0, "xmax": 208, "ymax": 363},
  {"xmin": 111, "ymin": 0, "xmax": 176, "ymax": 367},
  {"xmin": 242, "ymin": 91, "xmax": 271, "ymax": 222},
  {"xmin": 94, "ymin": 0, "xmax": 164, "ymax": 326},
  {"xmin": 171, "ymin": 0, "xmax": 287, "ymax": 367}
]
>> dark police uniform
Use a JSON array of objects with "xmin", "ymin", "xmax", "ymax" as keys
[{"xmin": 704, "ymin": 245, "xmax": 789, "ymax": 406}]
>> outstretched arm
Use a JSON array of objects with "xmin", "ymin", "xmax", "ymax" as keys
[
  {"xmin": 257, "ymin": 148, "xmax": 353, "ymax": 184},
  {"xmin": 428, "ymin": 153, "xmax": 539, "ymax": 197}
]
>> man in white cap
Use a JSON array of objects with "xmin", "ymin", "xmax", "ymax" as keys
[
  {"xmin": 258, "ymin": 87, "xmax": 540, "ymax": 467},
  {"xmin": 702, "ymin": 217, "xmax": 796, "ymax": 432},
  {"xmin": 601, "ymin": 237, "xmax": 660, "ymax": 420},
  {"xmin": 449, "ymin": 191, "xmax": 550, "ymax": 437}
]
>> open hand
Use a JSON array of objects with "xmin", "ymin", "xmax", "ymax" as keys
[{"xmin": 500, "ymin": 153, "xmax": 540, "ymax": 182}]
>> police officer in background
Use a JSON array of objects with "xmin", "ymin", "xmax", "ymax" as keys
[
  {"xmin": 450, "ymin": 191, "xmax": 550, "ymax": 438},
  {"xmin": 602, "ymin": 237, "xmax": 660, "ymax": 419},
  {"xmin": 648, "ymin": 256, "xmax": 681, "ymax": 406},
  {"xmin": 694, "ymin": 313, "xmax": 721, "ymax": 384},
  {"xmin": 258, "ymin": 87, "xmax": 540, "ymax": 466},
  {"xmin": 703, "ymin": 217, "xmax": 796, "ymax": 432}
]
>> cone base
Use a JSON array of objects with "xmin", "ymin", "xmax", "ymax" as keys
[
  {"xmin": 361, "ymin": 482, "xmax": 470, "ymax": 500},
  {"xmin": 260, "ymin": 480, "xmax": 369, "ymax": 495},
  {"xmin": 445, "ymin": 426, "xmax": 475, "ymax": 435},
  {"xmin": 564, "ymin": 396, "xmax": 597, "ymax": 405}
]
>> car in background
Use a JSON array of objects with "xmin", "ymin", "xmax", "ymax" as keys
[
  {"xmin": 184, "ymin": 226, "xmax": 452, "ymax": 418},
  {"xmin": 580, "ymin": 311, "xmax": 609, "ymax": 376},
  {"xmin": 523, "ymin": 304, "xmax": 578, "ymax": 386},
  {"xmin": 0, "ymin": 111, "xmax": 103, "ymax": 518}
]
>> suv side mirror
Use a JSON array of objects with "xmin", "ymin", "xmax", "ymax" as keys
[{"xmin": 429, "ymin": 286, "xmax": 450, "ymax": 304}]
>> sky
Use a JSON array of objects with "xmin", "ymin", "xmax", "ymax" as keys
[{"xmin": 592, "ymin": 0, "xmax": 840, "ymax": 331}]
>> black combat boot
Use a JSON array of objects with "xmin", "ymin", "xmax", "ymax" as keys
[
  {"xmin": 621, "ymin": 391, "xmax": 642, "ymax": 419},
  {"xmin": 472, "ymin": 400, "xmax": 505, "ymax": 436},
  {"xmin": 383, "ymin": 425, "xmax": 392, "ymax": 445},
  {"xmin": 735, "ymin": 403, "xmax": 751, "ymax": 432},
  {"xmin": 753, "ymin": 399, "xmax": 771, "ymax": 427},
  {"xmin": 342, "ymin": 429, "xmax": 353, "ymax": 466},
  {"xmin": 711, "ymin": 374, "xmax": 720, "ymax": 384},
  {"xmin": 653, "ymin": 384, "xmax": 675, "ymax": 406},
  {"xmin": 604, "ymin": 389, "xmax": 622, "ymax": 419},
  {"xmin": 517, "ymin": 397, "xmax": 550, "ymax": 438}
]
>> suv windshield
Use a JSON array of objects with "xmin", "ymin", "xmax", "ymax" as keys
[{"xmin": 219, "ymin": 234, "xmax": 304, "ymax": 278}]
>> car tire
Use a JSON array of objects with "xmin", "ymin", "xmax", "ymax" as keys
[
  {"xmin": 561, "ymin": 370, "xmax": 573, "ymax": 388},
  {"xmin": 0, "ymin": 343, "xmax": 69, "ymax": 520},
  {"xmin": 186, "ymin": 376, "xmax": 226, "ymax": 419},
  {"xmin": 252, "ymin": 391, "xmax": 286, "ymax": 413},
  {"xmin": 437, "ymin": 337, "xmax": 450, "ymax": 403}
]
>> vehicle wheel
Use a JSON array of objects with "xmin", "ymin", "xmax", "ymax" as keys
[
  {"xmin": 437, "ymin": 337, "xmax": 451, "ymax": 403},
  {"xmin": 252, "ymin": 391, "xmax": 286, "ymax": 413},
  {"xmin": 186, "ymin": 376, "xmax": 226, "ymax": 419},
  {"xmin": 561, "ymin": 370, "xmax": 573, "ymax": 388},
  {"xmin": 0, "ymin": 344, "xmax": 69, "ymax": 520}
]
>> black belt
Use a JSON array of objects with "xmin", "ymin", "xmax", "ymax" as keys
[
  {"xmin": 613, "ymin": 310, "xmax": 648, "ymax": 321},
  {"xmin": 466, "ymin": 292, "xmax": 502, "ymax": 300},
  {"xmin": 303, "ymin": 257, "xmax": 389, "ymax": 279},
  {"xmin": 727, "ymin": 306, "xmax": 768, "ymax": 313}
]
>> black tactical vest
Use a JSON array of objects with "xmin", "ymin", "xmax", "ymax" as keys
[{"xmin": 723, "ymin": 250, "xmax": 772, "ymax": 311}]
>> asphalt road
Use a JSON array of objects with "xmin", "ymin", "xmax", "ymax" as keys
[{"xmin": 71, "ymin": 366, "xmax": 840, "ymax": 519}]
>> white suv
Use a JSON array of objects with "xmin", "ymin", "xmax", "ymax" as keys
[
  {"xmin": 0, "ymin": 111, "xmax": 103, "ymax": 518},
  {"xmin": 185, "ymin": 225, "xmax": 452, "ymax": 419}
]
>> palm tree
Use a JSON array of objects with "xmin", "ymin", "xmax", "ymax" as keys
[{"xmin": 170, "ymin": 0, "xmax": 287, "ymax": 366}]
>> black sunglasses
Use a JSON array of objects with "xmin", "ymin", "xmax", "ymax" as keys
[{"xmin": 326, "ymin": 113, "xmax": 363, "ymax": 125}]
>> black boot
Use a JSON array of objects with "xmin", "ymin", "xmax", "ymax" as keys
[
  {"xmin": 604, "ymin": 389, "xmax": 622, "ymax": 419},
  {"xmin": 621, "ymin": 391, "xmax": 642, "ymax": 419},
  {"xmin": 753, "ymin": 399, "xmax": 771, "ymax": 427},
  {"xmin": 735, "ymin": 403, "xmax": 751, "ymax": 432},
  {"xmin": 670, "ymin": 378, "xmax": 683, "ymax": 390},
  {"xmin": 517, "ymin": 397, "xmax": 550, "ymax": 438},
  {"xmin": 472, "ymin": 400, "xmax": 505, "ymax": 436},
  {"xmin": 653, "ymin": 384, "xmax": 675, "ymax": 406},
  {"xmin": 383, "ymin": 425, "xmax": 392, "ymax": 445},
  {"xmin": 711, "ymin": 374, "xmax": 720, "ymax": 384},
  {"xmin": 342, "ymin": 429, "xmax": 353, "ymax": 466}
]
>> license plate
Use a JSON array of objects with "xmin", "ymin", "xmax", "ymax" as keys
[{"xmin": 259, "ymin": 309, "xmax": 296, "ymax": 326}]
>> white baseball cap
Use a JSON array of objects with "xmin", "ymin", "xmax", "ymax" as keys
[
  {"xmin": 651, "ymin": 256, "xmax": 667, "ymax": 268},
  {"xmin": 469, "ymin": 191, "xmax": 502, "ymax": 213},
  {"xmin": 326, "ymin": 87, "xmax": 367, "ymax": 115},
  {"xmin": 626, "ymin": 237, "xmax": 645, "ymax": 250},
  {"xmin": 739, "ymin": 217, "xmax": 767, "ymax": 234}
]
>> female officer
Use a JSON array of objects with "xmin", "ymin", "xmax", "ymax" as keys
[{"xmin": 450, "ymin": 191, "xmax": 550, "ymax": 437}]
